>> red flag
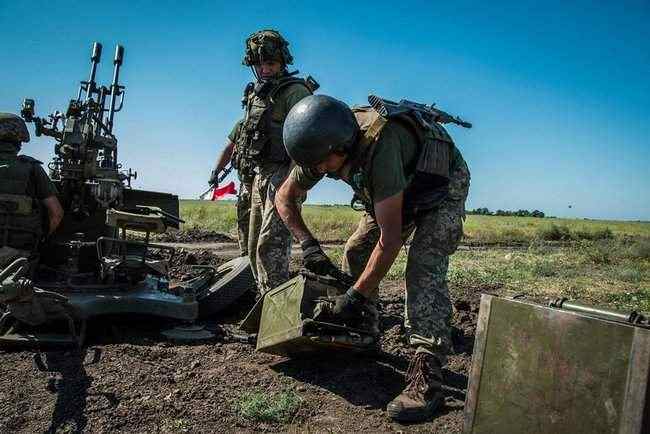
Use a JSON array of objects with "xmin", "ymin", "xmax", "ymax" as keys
[{"xmin": 211, "ymin": 181, "xmax": 237, "ymax": 200}]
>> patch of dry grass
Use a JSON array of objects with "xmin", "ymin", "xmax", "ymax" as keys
[{"xmin": 180, "ymin": 200, "xmax": 650, "ymax": 245}]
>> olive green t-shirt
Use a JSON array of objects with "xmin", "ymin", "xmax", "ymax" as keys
[
  {"xmin": 228, "ymin": 119, "xmax": 243, "ymax": 143},
  {"xmin": 275, "ymin": 83, "xmax": 312, "ymax": 119},
  {"xmin": 289, "ymin": 120, "xmax": 419, "ymax": 203}
]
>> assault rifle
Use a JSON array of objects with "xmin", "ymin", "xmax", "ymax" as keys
[
  {"xmin": 368, "ymin": 94, "xmax": 472, "ymax": 129},
  {"xmin": 199, "ymin": 164, "xmax": 234, "ymax": 200}
]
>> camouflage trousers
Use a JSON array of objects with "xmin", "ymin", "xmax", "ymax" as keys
[
  {"xmin": 341, "ymin": 197, "xmax": 466, "ymax": 365},
  {"xmin": 248, "ymin": 163, "xmax": 301, "ymax": 294},
  {"xmin": 236, "ymin": 179, "xmax": 252, "ymax": 256}
]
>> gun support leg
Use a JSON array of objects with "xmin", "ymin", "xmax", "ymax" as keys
[
  {"xmin": 78, "ymin": 319, "xmax": 87, "ymax": 348},
  {"xmin": 0, "ymin": 311, "xmax": 12, "ymax": 335},
  {"xmin": 63, "ymin": 312, "xmax": 79, "ymax": 348}
]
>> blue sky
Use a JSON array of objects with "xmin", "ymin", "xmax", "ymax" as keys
[{"xmin": 1, "ymin": 0, "xmax": 648, "ymax": 220}]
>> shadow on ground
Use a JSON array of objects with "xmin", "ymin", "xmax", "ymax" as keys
[
  {"xmin": 35, "ymin": 348, "xmax": 118, "ymax": 434},
  {"xmin": 271, "ymin": 349, "xmax": 469, "ymax": 416}
]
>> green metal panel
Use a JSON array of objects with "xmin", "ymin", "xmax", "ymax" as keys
[
  {"xmin": 255, "ymin": 273, "xmax": 377, "ymax": 356},
  {"xmin": 464, "ymin": 295, "xmax": 650, "ymax": 434},
  {"xmin": 257, "ymin": 276, "xmax": 307, "ymax": 352},
  {"xmin": 123, "ymin": 189, "xmax": 180, "ymax": 227}
]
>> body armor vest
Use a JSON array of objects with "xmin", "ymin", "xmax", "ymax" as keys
[
  {"xmin": 346, "ymin": 106, "xmax": 459, "ymax": 216},
  {"xmin": 237, "ymin": 76, "xmax": 312, "ymax": 167},
  {"xmin": 0, "ymin": 153, "xmax": 44, "ymax": 251}
]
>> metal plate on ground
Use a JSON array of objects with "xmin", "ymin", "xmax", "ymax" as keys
[
  {"xmin": 464, "ymin": 294, "xmax": 650, "ymax": 434},
  {"xmin": 0, "ymin": 332, "xmax": 79, "ymax": 348},
  {"xmin": 161, "ymin": 324, "xmax": 215, "ymax": 342}
]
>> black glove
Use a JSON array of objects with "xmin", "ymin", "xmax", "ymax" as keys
[
  {"xmin": 208, "ymin": 169, "xmax": 219, "ymax": 187},
  {"xmin": 301, "ymin": 238, "xmax": 338, "ymax": 276},
  {"xmin": 330, "ymin": 287, "xmax": 369, "ymax": 325}
]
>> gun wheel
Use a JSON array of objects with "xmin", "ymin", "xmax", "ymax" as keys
[{"xmin": 196, "ymin": 256, "xmax": 255, "ymax": 317}]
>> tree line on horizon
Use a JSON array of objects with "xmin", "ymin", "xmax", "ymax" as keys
[{"xmin": 468, "ymin": 208, "xmax": 546, "ymax": 218}]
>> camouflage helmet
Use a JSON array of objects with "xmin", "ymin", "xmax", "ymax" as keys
[
  {"xmin": 283, "ymin": 95, "xmax": 359, "ymax": 167},
  {"xmin": 0, "ymin": 113, "xmax": 30, "ymax": 144},
  {"xmin": 243, "ymin": 29, "xmax": 293, "ymax": 66}
]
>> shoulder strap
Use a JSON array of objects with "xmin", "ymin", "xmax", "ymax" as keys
[
  {"xmin": 351, "ymin": 107, "xmax": 388, "ymax": 170},
  {"xmin": 241, "ymin": 82, "xmax": 255, "ymax": 108}
]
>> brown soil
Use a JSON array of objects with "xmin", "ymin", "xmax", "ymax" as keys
[
  {"xmin": 155, "ymin": 228, "xmax": 235, "ymax": 244},
  {"xmin": 0, "ymin": 246, "xmax": 487, "ymax": 433}
]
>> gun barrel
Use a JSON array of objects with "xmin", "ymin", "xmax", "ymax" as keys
[
  {"xmin": 114, "ymin": 45, "xmax": 124, "ymax": 66},
  {"xmin": 91, "ymin": 42, "xmax": 102, "ymax": 62},
  {"xmin": 85, "ymin": 42, "xmax": 103, "ymax": 101},
  {"xmin": 107, "ymin": 45, "xmax": 125, "ymax": 134}
]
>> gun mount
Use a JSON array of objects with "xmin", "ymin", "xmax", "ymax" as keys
[
  {"xmin": 1, "ymin": 42, "xmax": 255, "ymax": 348},
  {"xmin": 21, "ymin": 43, "xmax": 136, "ymax": 220}
]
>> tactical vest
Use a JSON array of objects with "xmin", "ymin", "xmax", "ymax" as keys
[
  {"xmin": 346, "ymin": 106, "xmax": 461, "ymax": 215},
  {"xmin": 0, "ymin": 152, "xmax": 44, "ymax": 251},
  {"xmin": 230, "ymin": 122, "xmax": 255, "ymax": 184},
  {"xmin": 237, "ymin": 76, "xmax": 312, "ymax": 167}
]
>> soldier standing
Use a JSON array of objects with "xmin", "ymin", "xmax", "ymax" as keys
[
  {"xmin": 275, "ymin": 95, "xmax": 470, "ymax": 422},
  {"xmin": 0, "ymin": 113, "xmax": 64, "ymax": 267},
  {"xmin": 236, "ymin": 30, "xmax": 316, "ymax": 293},
  {"xmin": 209, "ymin": 119, "xmax": 254, "ymax": 256}
]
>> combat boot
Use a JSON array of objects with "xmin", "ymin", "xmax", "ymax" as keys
[{"xmin": 386, "ymin": 352, "xmax": 444, "ymax": 422}]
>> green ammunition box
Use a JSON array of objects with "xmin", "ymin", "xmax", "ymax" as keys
[
  {"xmin": 464, "ymin": 294, "xmax": 650, "ymax": 434},
  {"xmin": 254, "ymin": 273, "xmax": 377, "ymax": 356}
]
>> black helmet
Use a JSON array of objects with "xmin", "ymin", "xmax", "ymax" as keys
[{"xmin": 283, "ymin": 95, "xmax": 358, "ymax": 166}]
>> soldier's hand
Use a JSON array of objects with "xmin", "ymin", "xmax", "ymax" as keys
[
  {"xmin": 329, "ymin": 287, "xmax": 369, "ymax": 325},
  {"xmin": 301, "ymin": 238, "xmax": 353, "ymax": 285}
]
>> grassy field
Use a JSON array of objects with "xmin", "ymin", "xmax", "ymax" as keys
[
  {"xmin": 180, "ymin": 200, "xmax": 650, "ymax": 244},
  {"xmin": 180, "ymin": 200, "xmax": 650, "ymax": 313},
  {"xmin": 327, "ymin": 238, "xmax": 650, "ymax": 312}
]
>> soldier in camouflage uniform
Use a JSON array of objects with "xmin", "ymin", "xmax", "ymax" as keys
[
  {"xmin": 235, "ymin": 30, "xmax": 316, "ymax": 293},
  {"xmin": 0, "ymin": 113, "xmax": 64, "ymax": 268},
  {"xmin": 276, "ymin": 95, "xmax": 470, "ymax": 422},
  {"xmin": 209, "ymin": 119, "xmax": 254, "ymax": 256}
]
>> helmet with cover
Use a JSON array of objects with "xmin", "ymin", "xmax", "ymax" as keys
[
  {"xmin": 243, "ymin": 29, "xmax": 293, "ymax": 66},
  {"xmin": 0, "ymin": 113, "xmax": 30, "ymax": 145},
  {"xmin": 283, "ymin": 95, "xmax": 359, "ymax": 167}
]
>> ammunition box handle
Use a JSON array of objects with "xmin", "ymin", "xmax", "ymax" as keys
[{"xmin": 550, "ymin": 298, "xmax": 648, "ymax": 328}]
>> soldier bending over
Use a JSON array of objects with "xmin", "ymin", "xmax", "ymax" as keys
[{"xmin": 275, "ymin": 95, "xmax": 470, "ymax": 422}]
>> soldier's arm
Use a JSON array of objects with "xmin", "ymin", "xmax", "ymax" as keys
[
  {"xmin": 33, "ymin": 164, "xmax": 64, "ymax": 234},
  {"xmin": 215, "ymin": 141, "xmax": 235, "ymax": 173},
  {"xmin": 210, "ymin": 141, "xmax": 235, "ymax": 185},
  {"xmin": 42, "ymin": 195, "xmax": 64, "ymax": 234},
  {"xmin": 275, "ymin": 176, "xmax": 314, "ymax": 243},
  {"xmin": 353, "ymin": 192, "xmax": 404, "ymax": 297}
]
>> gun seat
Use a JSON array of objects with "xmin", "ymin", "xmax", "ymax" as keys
[{"xmin": 106, "ymin": 208, "xmax": 167, "ymax": 234}]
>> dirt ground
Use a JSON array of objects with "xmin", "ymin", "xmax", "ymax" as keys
[{"xmin": 0, "ymin": 243, "xmax": 484, "ymax": 433}]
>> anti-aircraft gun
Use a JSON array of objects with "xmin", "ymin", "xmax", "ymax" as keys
[
  {"xmin": 0, "ymin": 43, "xmax": 253, "ymax": 347},
  {"xmin": 21, "ymin": 43, "xmax": 147, "ymax": 243}
]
